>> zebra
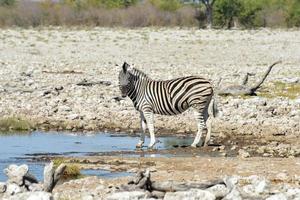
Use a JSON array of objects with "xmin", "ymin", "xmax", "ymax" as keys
[{"xmin": 118, "ymin": 62, "xmax": 217, "ymax": 148}]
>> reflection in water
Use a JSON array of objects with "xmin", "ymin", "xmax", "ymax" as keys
[{"xmin": 0, "ymin": 131, "xmax": 193, "ymax": 181}]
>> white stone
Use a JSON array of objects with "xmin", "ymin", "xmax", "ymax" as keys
[
  {"xmin": 28, "ymin": 183, "xmax": 44, "ymax": 192},
  {"xmin": 223, "ymin": 176, "xmax": 240, "ymax": 190},
  {"xmin": 3, "ymin": 191, "xmax": 52, "ymax": 200},
  {"xmin": 0, "ymin": 182, "xmax": 7, "ymax": 193},
  {"xmin": 5, "ymin": 183, "xmax": 22, "ymax": 195},
  {"xmin": 266, "ymin": 193, "xmax": 288, "ymax": 200},
  {"xmin": 163, "ymin": 189, "xmax": 215, "ymax": 200},
  {"xmin": 4, "ymin": 164, "xmax": 29, "ymax": 186},
  {"xmin": 223, "ymin": 187, "xmax": 242, "ymax": 200},
  {"xmin": 206, "ymin": 184, "xmax": 229, "ymax": 198},
  {"xmin": 107, "ymin": 191, "xmax": 148, "ymax": 200},
  {"xmin": 238, "ymin": 149, "xmax": 250, "ymax": 158}
]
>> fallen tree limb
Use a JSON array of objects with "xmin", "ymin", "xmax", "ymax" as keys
[
  {"xmin": 76, "ymin": 79, "xmax": 111, "ymax": 86},
  {"xmin": 151, "ymin": 179, "xmax": 225, "ymax": 192},
  {"xmin": 218, "ymin": 61, "xmax": 282, "ymax": 96}
]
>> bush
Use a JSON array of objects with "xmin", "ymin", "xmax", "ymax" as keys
[
  {"xmin": 53, "ymin": 158, "xmax": 81, "ymax": 179},
  {"xmin": 0, "ymin": 0, "xmax": 197, "ymax": 27},
  {"xmin": 213, "ymin": 0, "xmax": 242, "ymax": 28},
  {"xmin": 286, "ymin": 0, "xmax": 300, "ymax": 27},
  {"xmin": 238, "ymin": 0, "xmax": 263, "ymax": 28},
  {"xmin": 149, "ymin": 0, "xmax": 182, "ymax": 11},
  {"xmin": 0, "ymin": 0, "xmax": 15, "ymax": 6},
  {"xmin": 0, "ymin": 117, "xmax": 33, "ymax": 132}
]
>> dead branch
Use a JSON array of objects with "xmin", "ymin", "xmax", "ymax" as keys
[
  {"xmin": 76, "ymin": 79, "xmax": 111, "ymax": 86},
  {"xmin": 218, "ymin": 61, "xmax": 281, "ymax": 96}
]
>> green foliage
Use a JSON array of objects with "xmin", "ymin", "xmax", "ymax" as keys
[
  {"xmin": 61, "ymin": 0, "xmax": 138, "ymax": 9},
  {"xmin": 53, "ymin": 158, "xmax": 81, "ymax": 179},
  {"xmin": 150, "ymin": 0, "xmax": 182, "ymax": 11},
  {"xmin": 258, "ymin": 81, "xmax": 300, "ymax": 99},
  {"xmin": 0, "ymin": 117, "xmax": 32, "ymax": 132},
  {"xmin": 0, "ymin": 0, "xmax": 15, "ymax": 6},
  {"xmin": 286, "ymin": 0, "xmax": 300, "ymax": 27},
  {"xmin": 238, "ymin": 0, "xmax": 263, "ymax": 28},
  {"xmin": 213, "ymin": 0, "xmax": 242, "ymax": 28}
]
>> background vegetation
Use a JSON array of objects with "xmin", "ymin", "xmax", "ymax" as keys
[{"xmin": 0, "ymin": 0, "xmax": 299, "ymax": 28}]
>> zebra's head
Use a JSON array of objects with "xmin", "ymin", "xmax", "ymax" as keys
[{"xmin": 118, "ymin": 62, "xmax": 134, "ymax": 98}]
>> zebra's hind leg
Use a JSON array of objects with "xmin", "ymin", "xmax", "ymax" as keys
[
  {"xmin": 204, "ymin": 115, "xmax": 212, "ymax": 146},
  {"xmin": 136, "ymin": 112, "xmax": 146, "ymax": 148},
  {"xmin": 191, "ymin": 110, "xmax": 207, "ymax": 148},
  {"xmin": 204, "ymin": 97, "xmax": 214, "ymax": 146},
  {"xmin": 143, "ymin": 111, "xmax": 156, "ymax": 149}
]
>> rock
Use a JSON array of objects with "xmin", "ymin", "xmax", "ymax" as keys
[
  {"xmin": 223, "ymin": 187, "xmax": 242, "ymax": 200},
  {"xmin": 59, "ymin": 105, "xmax": 72, "ymax": 112},
  {"xmin": 266, "ymin": 193, "xmax": 287, "ymax": 200},
  {"xmin": 206, "ymin": 184, "xmax": 230, "ymax": 198},
  {"xmin": 223, "ymin": 176, "xmax": 240, "ymax": 190},
  {"xmin": 24, "ymin": 173, "xmax": 39, "ymax": 187},
  {"xmin": 4, "ymin": 164, "xmax": 29, "ymax": 186},
  {"xmin": 0, "ymin": 182, "xmax": 7, "ymax": 193},
  {"xmin": 244, "ymin": 175, "xmax": 268, "ymax": 194},
  {"xmin": 238, "ymin": 149, "xmax": 250, "ymax": 158},
  {"xmin": 276, "ymin": 172, "xmax": 289, "ymax": 182},
  {"xmin": 151, "ymin": 190, "xmax": 165, "ymax": 199},
  {"xmin": 67, "ymin": 114, "xmax": 79, "ymax": 120},
  {"xmin": 286, "ymin": 188, "xmax": 300, "ymax": 199},
  {"xmin": 43, "ymin": 162, "xmax": 55, "ymax": 192},
  {"xmin": 163, "ymin": 189, "xmax": 215, "ymax": 200},
  {"xmin": 106, "ymin": 191, "xmax": 149, "ymax": 200},
  {"xmin": 5, "ymin": 183, "xmax": 23, "ymax": 195},
  {"xmin": 28, "ymin": 183, "xmax": 44, "ymax": 192},
  {"xmin": 3, "ymin": 191, "xmax": 52, "ymax": 200}
]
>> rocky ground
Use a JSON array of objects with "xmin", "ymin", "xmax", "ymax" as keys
[
  {"xmin": 0, "ymin": 27, "xmax": 299, "ymax": 135},
  {"xmin": 0, "ymin": 27, "xmax": 300, "ymax": 199}
]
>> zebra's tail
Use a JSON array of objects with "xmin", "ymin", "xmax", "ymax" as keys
[{"xmin": 208, "ymin": 95, "xmax": 219, "ymax": 118}]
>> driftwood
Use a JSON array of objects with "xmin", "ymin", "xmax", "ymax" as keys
[
  {"xmin": 43, "ymin": 162, "xmax": 67, "ymax": 192},
  {"xmin": 218, "ymin": 61, "xmax": 282, "ymax": 96},
  {"xmin": 118, "ymin": 170, "xmax": 225, "ymax": 198},
  {"xmin": 42, "ymin": 70, "xmax": 83, "ymax": 74},
  {"xmin": 151, "ymin": 179, "xmax": 224, "ymax": 192},
  {"xmin": 76, "ymin": 79, "xmax": 112, "ymax": 86}
]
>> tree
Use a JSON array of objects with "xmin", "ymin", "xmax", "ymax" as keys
[
  {"xmin": 214, "ymin": 0, "xmax": 242, "ymax": 29},
  {"xmin": 201, "ymin": 0, "xmax": 217, "ymax": 28},
  {"xmin": 0, "ymin": 0, "xmax": 15, "ymax": 6}
]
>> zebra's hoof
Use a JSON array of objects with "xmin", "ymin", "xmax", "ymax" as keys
[
  {"xmin": 191, "ymin": 144, "xmax": 198, "ymax": 148},
  {"xmin": 136, "ymin": 143, "xmax": 144, "ymax": 149},
  {"xmin": 148, "ymin": 143, "xmax": 156, "ymax": 149}
]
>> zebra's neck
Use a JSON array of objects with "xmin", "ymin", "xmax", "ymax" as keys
[{"xmin": 127, "ymin": 69, "xmax": 150, "ymax": 109}]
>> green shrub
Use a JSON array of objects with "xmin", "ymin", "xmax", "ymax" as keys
[
  {"xmin": 0, "ymin": 117, "xmax": 32, "ymax": 132},
  {"xmin": 53, "ymin": 158, "xmax": 81, "ymax": 179},
  {"xmin": 0, "ymin": 0, "xmax": 15, "ymax": 6},
  {"xmin": 149, "ymin": 0, "xmax": 182, "ymax": 11},
  {"xmin": 286, "ymin": 0, "xmax": 300, "ymax": 27},
  {"xmin": 213, "ymin": 0, "xmax": 242, "ymax": 28},
  {"xmin": 238, "ymin": 0, "xmax": 263, "ymax": 28}
]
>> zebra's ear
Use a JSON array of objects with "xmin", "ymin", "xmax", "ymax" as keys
[{"xmin": 122, "ymin": 62, "xmax": 129, "ymax": 73}]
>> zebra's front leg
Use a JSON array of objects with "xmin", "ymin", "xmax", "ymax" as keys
[
  {"xmin": 143, "ymin": 111, "xmax": 156, "ymax": 148},
  {"xmin": 191, "ymin": 111, "xmax": 206, "ymax": 148},
  {"xmin": 136, "ymin": 112, "xmax": 146, "ymax": 148}
]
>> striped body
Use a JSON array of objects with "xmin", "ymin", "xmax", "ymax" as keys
[
  {"xmin": 130, "ymin": 76, "xmax": 213, "ymax": 115},
  {"xmin": 119, "ymin": 62, "xmax": 216, "ymax": 148}
]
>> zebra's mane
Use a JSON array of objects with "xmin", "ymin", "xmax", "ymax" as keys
[{"xmin": 131, "ymin": 67, "xmax": 151, "ymax": 80}]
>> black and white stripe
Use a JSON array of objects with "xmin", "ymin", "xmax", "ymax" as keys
[{"xmin": 119, "ymin": 62, "xmax": 217, "ymax": 148}]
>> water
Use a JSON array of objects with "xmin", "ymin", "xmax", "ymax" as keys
[{"xmin": 0, "ymin": 131, "xmax": 193, "ymax": 181}]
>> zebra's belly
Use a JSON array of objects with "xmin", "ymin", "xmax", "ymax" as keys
[{"xmin": 152, "ymin": 106, "xmax": 187, "ymax": 116}]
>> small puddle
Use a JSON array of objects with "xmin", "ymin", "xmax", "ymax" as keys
[{"xmin": 0, "ymin": 131, "xmax": 222, "ymax": 181}]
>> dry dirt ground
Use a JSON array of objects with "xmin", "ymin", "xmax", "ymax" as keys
[{"xmin": 0, "ymin": 27, "xmax": 300, "ymax": 198}]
